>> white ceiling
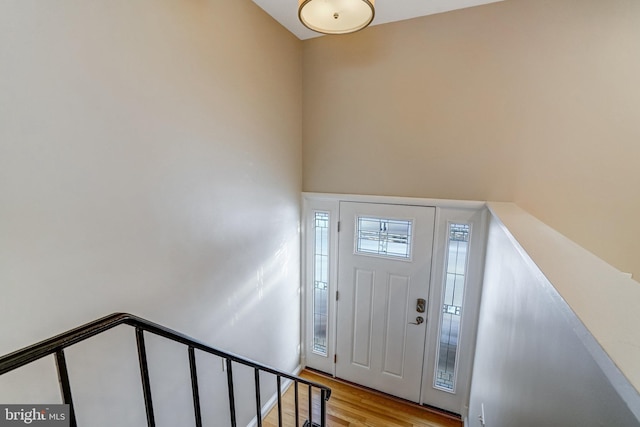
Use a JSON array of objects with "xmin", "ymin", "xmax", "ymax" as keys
[{"xmin": 252, "ymin": 0, "xmax": 504, "ymax": 40}]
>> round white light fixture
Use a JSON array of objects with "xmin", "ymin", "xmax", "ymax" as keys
[{"xmin": 298, "ymin": 0, "xmax": 375, "ymax": 35}]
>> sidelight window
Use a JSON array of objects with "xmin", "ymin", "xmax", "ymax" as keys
[
  {"xmin": 434, "ymin": 223, "xmax": 470, "ymax": 393},
  {"xmin": 312, "ymin": 212, "xmax": 330, "ymax": 356}
]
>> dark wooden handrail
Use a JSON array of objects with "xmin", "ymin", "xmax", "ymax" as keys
[{"xmin": 0, "ymin": 312, "xmax": 331, "ymax": 427}]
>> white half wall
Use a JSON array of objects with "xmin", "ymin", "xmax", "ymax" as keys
[{"xmin": 468, "ymin": 205, "xmax": 640, "ymax": 426}]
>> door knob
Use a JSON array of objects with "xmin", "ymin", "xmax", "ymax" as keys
[
  {"xmin": 409, "ymin": 316, "xmax": 424, "ymax": 325},
  {"xmin": 416, "ymin": 298, "xmax": 426, "ymax": 313}
]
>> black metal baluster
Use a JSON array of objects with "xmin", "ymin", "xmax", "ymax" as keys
[
  {"xmin": 0, "ymin": 313, "xmax": 333, "ymax": 427},
  {"xmin": 136, "ymin": 328, "xmax": 156, "ymax": 427},
  {"xmin": 320, "ymin": 389, "xmax": 327, "ymax": 427},
  {"xmin": 294, "ymin": 381, "xmax": 299, "ymax": 427},
  {"xmin": 226, "ymin": 358, "xmax": 237, "ymax": 427},
  {"xmin": 276, "ymin": 376, "xmax": 283, "ymax": 427},
  {"xmin": 188, "ymin": 347, "xmax": 202, "ymax": 427},
  {"xmin": 308, "ymin": 384, "xmax": 312, "ymax": 426},
  {"xmin": 254, "ymin": 368, "xmax": 262, "ymax": 427},
  {"xmin": 55, "ymin": 350, "xmax": 77, "ymax": 427}
]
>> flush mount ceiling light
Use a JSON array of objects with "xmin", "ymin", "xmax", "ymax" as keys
[{"xmin": 298, "ymin": 0, "xmax": 375, "ymax": 35}]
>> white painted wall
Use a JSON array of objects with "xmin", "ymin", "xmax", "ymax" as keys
[
  {"xmin": 468, "ymin": 210, "xmax": 640, "ymax": 427},
  {"xmin": 0, "ymin": 1, "xmax": 302, "ymax": 425}
]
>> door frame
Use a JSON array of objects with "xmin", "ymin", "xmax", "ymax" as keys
[{"xmin": 301, "ymin": 193, "xmax": 487, "ymax": 417}]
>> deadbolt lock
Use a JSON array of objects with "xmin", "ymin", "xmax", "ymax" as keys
[{"xmin": 416, "ymin": 298, "xmax": 426, "ymax": 313}]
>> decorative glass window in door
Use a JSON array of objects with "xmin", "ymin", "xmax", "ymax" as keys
[
  {"xmin": 356, "ymin": 217, "xmax": 413, "ymax": 259},
  {"xmin": 312, "ymin": 212, "xmax": 330, "ymax": 356},
  {"xmin": 434, "ymin": 223, "xmax": 470, "ymax": 393}
]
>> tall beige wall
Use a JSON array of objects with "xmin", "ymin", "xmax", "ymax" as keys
[
  {"xmin": 0, "ymin": 1, "xmax": 301, "ymax": 424},
  {"xmin": 302, "ymin": 0, "xmax": 640, "ymax": 279}
]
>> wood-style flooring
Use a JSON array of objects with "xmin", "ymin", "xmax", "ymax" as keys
[{"xmin": 263, "ymin": 370, "xmax": 462, "ymax": 427}]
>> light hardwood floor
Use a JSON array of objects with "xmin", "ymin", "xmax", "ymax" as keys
[{"xmin": 263, "ymin": 370, "xmax": 462, "ymax": 427}]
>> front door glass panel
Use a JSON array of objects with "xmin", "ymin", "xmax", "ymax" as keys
[{"xmin": 356, "ymin": 217, "xmax": 413, "ymax": 259}]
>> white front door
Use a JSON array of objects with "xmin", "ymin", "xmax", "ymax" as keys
[{"xmin": 335, "ymin": 202, "xmax": 435, "ymax": 402}]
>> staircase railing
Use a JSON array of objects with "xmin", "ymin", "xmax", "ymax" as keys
[{"xmin": 0, "ymin": 313, "xmax": 331, "ymax": 427}]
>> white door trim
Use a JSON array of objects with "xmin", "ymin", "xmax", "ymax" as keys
[
  {"xmin": 302, "ymin": 193, "xmax": 488, "ymax": 417},
  {"xmin": 303, "ymin": 192, "xmax": 486, "ymax": 210}
]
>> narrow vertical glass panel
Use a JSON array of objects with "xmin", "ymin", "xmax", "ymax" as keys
[
  {"xmin": 313, "ymin": 212, "xmax": 330, "ymax": 356},
  {"xmin": 356, "ymin": 217, "xmax": 413, "ymax": 259},
  {"xmin": 434, "ymin": 223, "xmax": 470, "ymax": 393}
]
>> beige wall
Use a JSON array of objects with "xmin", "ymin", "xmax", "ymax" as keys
[
  {"xmin": 302, "ymin": 0, "xmax": 640, "ymax": 279},
  {"xmin": 0, "ymin": 1, "xmax": 301, "ymax": 423}
]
